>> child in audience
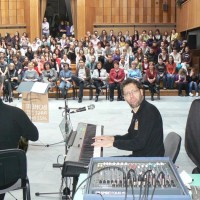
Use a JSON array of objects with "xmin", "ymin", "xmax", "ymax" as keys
[{"xmin": 175, "ymin": 68, "xmax": 189, "ymax": 96}]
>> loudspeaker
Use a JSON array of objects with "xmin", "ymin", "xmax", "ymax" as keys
[{"xmin": 163, "ymin": 3, "xmax": 168, "ymax": 11}]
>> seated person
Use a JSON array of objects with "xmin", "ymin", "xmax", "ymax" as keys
[
  {"xmin": 119, "ymin": 55, "xmax": 129, "ymax": 78},
  {"xmin": 170, "ymin": 48, "xmax": 181, "ymax": 72},
  {"xmin": 144, "ymin": 62, "xmax": 158, "ymax": 101},
  {"xmin": 141, "ymin": 56, "xmax": 149, "ymax": 80},
  {"xmin": 23, "ymin": 62, "xmax": 39, "ymax": 82},
  {"xmin": 42, "ymin": 61, "xmax": 58, "ymax": 89},
  {"xmin": 185, "ymin": 99, "xmax": 200, "ymax": 174},
  {"xmin": 92, "ymin": 61, "xmax": 108, "ymax": 102},
  {"xmin": 4, "ymin": 63, "xmax": 19, "ymax": 102},
  {"xmin": 92, "ymin": 78, "xmax": 164, "ymax": 157},
  {"xmin": 71, "ymin": 59, "xmax": 91, "ymax": 103},
  {"xmin": 188, "ymin": 67, "xmax": 199, "ymax": 97},
  {"xmin": 86, "ymin": 55, "xmax": 97, "ymax": 74},
  {"xmin": 127, "ymin": 61, "xmax": 142, "ymax": 82},
  {"xmin": 166, "ymin": 55, "xmax": 176, "ymax": 89},
  {"xmin": 59, "ymin": 63, "xmax": 72, "ymax": 99},
  {"xmin": 103, "ymin": 54, "xmax": 114, "ymax": 74},
  {"xmin": 0, "ymin": 56, "xmax": 8, "ymax": 82},
  {"xmin": 175, "ymin": 68, "xmax": 189, "ymax": 96},
  {"xmin": 155, "ymin": 58, "xmax": 167, "ymax": 89},
  {"xmin": 109, "ymin": 60, "xmax": 125, "ymax": 101},
  {"xmin": 0, "ymin": 76, "xmax": 39, "ymax": 200},
  {"xmin": 181, "ymin": 46, "xmax": 192, "ymax": 72}
]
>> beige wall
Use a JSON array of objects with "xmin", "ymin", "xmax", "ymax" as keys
[
  {"xmin": 0, "ymin": 0, "xmax": 26, "ymax": 37},
  {"xmin": 176, "ymin": 0, "xmax": 200, "ymax": 32},
  {"xmin": 25, "ymin": 0, "xmax": 41, "ymax": 41},
  {"xmin": 84, "ymin": 0, "xmax": 176, "ymax": 35}
]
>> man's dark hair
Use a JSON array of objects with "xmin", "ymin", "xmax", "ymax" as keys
[{"xmin": 121, "ymin": 78, "xmax": 143, "ymax": 95}]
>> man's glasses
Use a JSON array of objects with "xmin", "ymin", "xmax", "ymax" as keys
[{"xmin": 124, "ymin": 89, "xmax": 140, "ymax": 97}]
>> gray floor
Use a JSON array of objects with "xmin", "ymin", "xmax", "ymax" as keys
[{"xmin": 4, "ymin": 96, "xmax": 197, "ymax": 199}]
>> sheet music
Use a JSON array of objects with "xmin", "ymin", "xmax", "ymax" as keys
[{"xmin": 30, "ymin": 82, "xmax": 49, "ymax": 94}]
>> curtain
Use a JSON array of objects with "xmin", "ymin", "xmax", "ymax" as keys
[
  {"xmin": 41, "ymin": 0, "xmax": 47, "ymax": 23},
  {"xmin": 70, "ymin": 0, "xmax": 76, "ymax": 36},
  {"xmin": 65, "ymin": 0, "xmax": 73, "ymax": 25}
]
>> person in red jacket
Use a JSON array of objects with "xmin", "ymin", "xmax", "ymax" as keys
[
  {"xmin": 166, "ymin": 55, "xmax": 176, "ymax": 89},
  {"xmin": 144, "ymin": 62, "xmax": 158, "ymax": 101},
  {"xmin": 109, "ymin": 60, "xmax": 125, "ymax": 101}
]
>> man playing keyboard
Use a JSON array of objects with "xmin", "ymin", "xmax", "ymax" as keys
[{"xmin": 92, "ymin": 78, "xmax": 164, "ymax": 157}]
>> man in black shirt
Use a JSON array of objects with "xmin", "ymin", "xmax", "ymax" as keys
[
  {"xmin": 92, "ymin": 78, "xmax": 164, "ymax": 157},
  {"xmin": 155, "ymin": 58, "xmax": 167, "ymax": 89},
  {"xmin": 0, "ymin": 77, "xmax": 39, "ymax": 199},
  {"xmin": 103, "ymin": 54, "xmax": 114, "ymax": 73}
]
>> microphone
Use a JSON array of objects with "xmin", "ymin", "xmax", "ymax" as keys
[
  {"xmin": 71, "ymin": 104, "xmax": 95, "ymax": 113},
  {"xmin": 58, "ymin": 104, "xmax": 95, "ymax": 113}
]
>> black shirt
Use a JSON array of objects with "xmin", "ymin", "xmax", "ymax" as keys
[
  {"xmin": 104, "ymin": 61, "xmax": 114, "ymax": 73},
  {"xmin": 113, "ymin": 99, "xmax": 164, "ymax": 157},
  {"xmin": 0, "ymin": 99, "xmax": 39, "ymax": 150},
  {"xmin": 155, "ymin": 63, "xmax": 166, "ymax": 75}
]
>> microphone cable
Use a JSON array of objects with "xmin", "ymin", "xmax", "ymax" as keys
[
  {"xmin": 150, "ymin": 171, "xmax": 165, "ymax": 200},
  {"xmin": 141, "ymin": 170, "xmax": 152, "ymax": 200},
  {"xmin": 127, "ymin": 169, "xmax": 136, "ymax": 200}
]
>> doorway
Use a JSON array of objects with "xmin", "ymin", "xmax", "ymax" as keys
[{"xmin": 45, "ymin": 0, "xmax": 73, "ymax": 36}]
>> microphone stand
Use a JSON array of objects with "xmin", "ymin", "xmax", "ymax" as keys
[
  {"xmin": 35, "ymin": 98, "xmax": 73, "ymax": 199},
  {"xmin": 43, "ymin": 98, "xmax": 71, "ymax": 147}
]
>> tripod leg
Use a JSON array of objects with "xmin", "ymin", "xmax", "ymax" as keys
[{"xmin": 72, "ymin": 176, "xmax": 79, "ymax": 199}]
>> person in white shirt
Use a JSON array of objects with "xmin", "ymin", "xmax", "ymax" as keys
[
  {"xmin": 170, "ymin": 48, "xmax": 182, "ymax": 72},
  {"xmin": 119, "ymin": 55, "xmax": 129, "ymax": 78},
  {"xmin": 60, "ymin": 54, "xmax": 71, "ymax": 69},
  {"xmin": 42, "ymin": 17, "xmax": 50, "ymax": 37},
  {"xmin": 92, "ymin": 61, "xmax": 108, "ymax": 102},
  {"xmin": 91, "ymin": 35, "xmax": 100, "ymax": 48}
]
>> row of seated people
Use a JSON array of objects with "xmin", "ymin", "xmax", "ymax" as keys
[{"xmin": 0, "ymin": 53, "xmax": 198, "ymax": 103}]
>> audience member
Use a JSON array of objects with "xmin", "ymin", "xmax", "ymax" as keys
[
  {"xmin": 23, "ymin": 62, "xmax": 39, "ymax": 82},
  {"xmin": 170, "ymin": 48, "xmax": 181, "ymax": 71},
  {"xmin": 42, "ymin": 62, "xmax": 57, "ymax": 89},
  {"xmin": 92, "ymin": 61, "xmax": 108, "ymax": 102},
  {"xmin": 42, "ymin": 17, "xmax": 50, "ymax": 37},
  {"xmin": 59, "ymin": 63, "xmax": 72, "ymax": 99},
  {"xmin": 158, "ymin": 48, "xmax": 169, "ymax": 63},
  {"xmin": 119, "ymin": 55, "xmax": 129, "ymax": 77},
  {"xmin": 4, "ymin": 63, "xmax": 19, "ymax": 102},
  {"xmin": 58, "ymin": 20, "xmax": 67, "ymax": 37},
  {"xmin": 109, "ymin": 60, "xmax": 125, "ymax": 101},
  {"xmin": 166, "ymin": 55, "xmax": 176, "ymax": 89},
  {"xmin": 127, "ymin": 61, "xmax": 142, "ymax": 82},
  {"xmin": 104, "ymin": 54, "xmax": 114, "ymax": 73},
  {"xmin": 144, "ymin": 62, "xmax": 158, "ymax": 101},
  {"xmin": 175, "ymin": 68, "xmax": 189, "ymax": 96},
  {"xmin": 181, "ymin": 46, "xmax": 192, "ymax": 71},
  {"xmin": 188, "ymin": 67, "xmax": 199, "ymax": 97},
  {"xmin": 171, "ymin": 29, "xmax": 179, "ymax": 41},
  {"xmin": 0, "ymin": 56, "xmax": 8, "ymax": 82},
  {"xmin": 86, "ymin": 55, "xmax": 97, "ymax": 74},
  {"xmin": 155, "ymin": 58, "xmax": 167, "ymax": 89},
  {"xmin": 71, "ymin": 59, "xmax": 91, "ymax": 103}
]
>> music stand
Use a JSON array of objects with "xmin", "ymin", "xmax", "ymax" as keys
[{"xmin": 17, "ymin": 81, "xmax": 49, "ymax": 121}]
